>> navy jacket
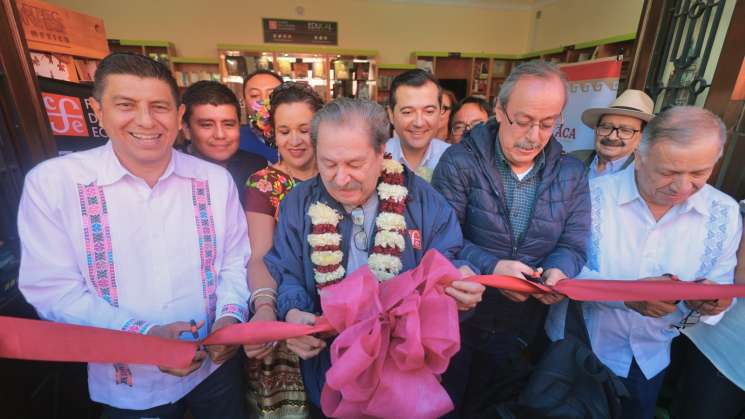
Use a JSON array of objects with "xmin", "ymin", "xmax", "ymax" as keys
[
  {"xmin": 238, "ymin": 124, "xmax": 279, "ymax": 163},
  {"xmin": 267, "ymin": 168, "xmax": 474, "ymax": 406},
  {"xmin": 432, "ymin": 120, "xmax": 590, "ymax": 342}
]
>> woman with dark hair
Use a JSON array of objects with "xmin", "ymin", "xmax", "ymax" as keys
[
  {"xmin": 242, "ymin": 81, "xmax": 324, "ymax": 418},
  {"xmin": 436, "ymin": 89, "xmax": 457, "ymax": 140}
]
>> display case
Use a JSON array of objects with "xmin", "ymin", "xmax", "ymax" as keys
[{"xmin": 217, "ymin": 44, "xmax": 377, "ymax": 103}]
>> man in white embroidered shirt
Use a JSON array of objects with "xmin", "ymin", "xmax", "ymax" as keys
[
  {"xmin": 546, "ymin": 106, "xmax": 742, "ymax": 419},
  {"xmin": 18, "ymin": 53, "xmax": 250, "ymax": 418}
]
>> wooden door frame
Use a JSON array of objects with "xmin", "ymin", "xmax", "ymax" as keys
[{"xmin": 0, "ymin": 0, "xmax": 57, "ymax": 171}]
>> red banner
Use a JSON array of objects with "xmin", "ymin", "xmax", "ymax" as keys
[{"xmin": 3, "ymin": 250, "xmax": 745, "ymax": 418}]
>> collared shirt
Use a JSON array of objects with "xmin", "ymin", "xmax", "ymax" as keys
[
  {"xmin": 494, "ymin": 140, "xmax": 546, "ymax": 243},
  {"xmin": 345, "ymin": 193, "xmax": 379, "ymax": 274},
  {"xmin": 588, "ymin": 153, "xmax": 634, "ymax": 180},
  {"xmin": 682, "ymin": 199, "xmax": 745, "ymax": 391},
  {"xmin": 18, "ymin": 142, "xmax": 251, "ymax": 410},
  {"xmin": 546, "ymin": 165, "xmax": 742, "ymax": 379},
  {"xmin": 385, "ymin": 136, "xmax": 450, "ymax": 182}
]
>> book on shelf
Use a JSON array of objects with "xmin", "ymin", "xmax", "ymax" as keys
[{"xmin": 334, "ymin": 61, "xmax": 350, "ymax": 80}]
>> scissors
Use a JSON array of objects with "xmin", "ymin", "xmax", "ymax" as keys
[{"xmin": 522, "ymin": 269, "xmax": 545, "ymax": 285}]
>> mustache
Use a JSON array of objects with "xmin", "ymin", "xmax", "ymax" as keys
[
  {"xmin": 600, "ymin": 137, "xmax": 627, "ymax": 147},
  {"xmin": 515, "ymin": 139, "xmax": 541, "ymax": 151},
  {"xmin": 333, "ymin": 181, "xmax": 363, "ymax": 191}
]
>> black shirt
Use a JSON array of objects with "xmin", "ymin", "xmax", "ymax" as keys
[{"xmin": 181, "ymin": 144, "xmax": 268, "ymax": 208}]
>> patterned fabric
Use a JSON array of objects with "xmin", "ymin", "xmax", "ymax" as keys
[
  {"xmin": 695, "ymin": 199, "xmax": 730, "ymax": 279},
  {"xmin": 245, "ymin": 166, "xmax": 296, "ymax": 220},
  {"xmin": 588, "ymin": 188, "xmax": 604, "ymax": 272},
  {"xmin": 245, "ymin": 166, "xmax": 307, "ymax": 418},
  {"xmin": 121, "ymin": 319, "xmax": 152, "ymax": 334},
  {"xmin": 78, "ymin": 182, "xmax": 134, "ymax": 386},
  {"xmin": 245, "ymin": 343, "xmax": 309, "ymax": 419},
  {"xmin": 220, "ymin": 304, "xmax": 248, "ymax": 322},
  {"xmin": 78, "ymin": 183, "xmax": 118, "ymax": 306},
  {"xmin": 191, "ymin": 179, "xmax": 218, "ymax": 327},
  {"xmin": 494, "ymin": 141, "xmax": 546, "ymax": 243}
]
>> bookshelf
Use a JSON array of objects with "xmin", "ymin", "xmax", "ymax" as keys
[
  {"xmin": 217, "ymin": 44, "xmax": 378, "ymax": 103},
  {"xmin": 377, "ymin": 64, "xmax": 417, "ymax": 106},
  {"xmin": 107, "ymin": 39, "xmax": 175, "ymax": 71},
  {"xmin": 413, "ymin": 33, "xmax": 637, "ymax": 104}
]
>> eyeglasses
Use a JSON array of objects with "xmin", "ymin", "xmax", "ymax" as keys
[
  {"xmin": 502, "ymin": 108, "xmax": 563, "ymax": 133},
  {"xmin": 451, "ymin": 120, "xmax": 486, "ymax": 135},
  {"xmin": 351, "ymin": 207, "xmax": 368, "ymax": 252},
  {"xmin": 595, "ymin": 124, "xmax": 640, "ymax": 140}
]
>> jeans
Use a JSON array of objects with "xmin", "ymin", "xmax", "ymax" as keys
[
  {"xmin": 102, "ymin": 356, "xmax": 245, "ymax": 419},
  {"xmin": 441, "ymin": 323, "xmax": 535, "ymax": 419},
  {"xmin": 618, "ymin": 358, "xmax": 666, "ymax": 419}
]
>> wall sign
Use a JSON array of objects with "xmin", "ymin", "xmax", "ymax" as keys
[
  {"xmin": 18, "ymin": 0, "xmax": 109, "ymax": 59},
  {"xmin": 263, "ymin": 18, "xmax": 337, "ymax": 45},
  {"xmin": 38, "ymin": 77, "xmax": 108, "ymax": 154}
]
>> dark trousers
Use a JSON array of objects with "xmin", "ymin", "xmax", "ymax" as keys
[
  {"xmin": 672, "ymin": 336, "xmax": 745, "ymax": 419},
  {"xmin": 102, "ymin": 356, "xmax": 245, "ymax": 419},
  {"xmin": 441, "ymin": 324, "xmax": 534, "ymax": 419},
  {"xmin": 618, "ymin": 358, "xmax": 666, "ymax": 419}
]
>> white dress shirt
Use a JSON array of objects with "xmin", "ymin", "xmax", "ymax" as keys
[
  {"xmin": 682, "ymin": 199, "xmax": 745, "ymax": 391},
  {"xmin": 385, "ymin": 136, "xmax": 450, "ymax": 182},
  {"xmin": 18, "ymin": 142, "xmax": 250, "ymax": 409},
  {"xmin": 546, "ymin": 165, "xmax": 741, "ymax": 379},
  {"xmin": 587, "ymin": 153, "xmax": 633, "ymax": 180}
]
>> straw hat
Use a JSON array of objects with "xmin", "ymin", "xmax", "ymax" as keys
[{"xmin": 581, "ymin": 89, "xmax": 655, "ymax": 128}]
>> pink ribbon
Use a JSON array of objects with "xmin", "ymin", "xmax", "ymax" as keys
[{"xmin": 319, "ymin": 250, "xmax": 461, "ymax": 419}]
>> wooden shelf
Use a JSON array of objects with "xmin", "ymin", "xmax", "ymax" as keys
[
  {"xmin": 218, "ymin": 46, "xmax": 378, "ymax": 102},
  {"xmin": 413, "ymin": 32, "xmax": 638, "ymax": 103}
]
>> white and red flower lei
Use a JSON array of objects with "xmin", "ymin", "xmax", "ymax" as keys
[{"xmin": 308, "ymin": 154, "xmax": 408, "ymax": 287}]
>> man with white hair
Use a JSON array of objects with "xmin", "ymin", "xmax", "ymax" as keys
[
  {"xmin": 546, "ymin": 106, "xmax": 742, "ymax": 419},
  {"xmin": 267, "ymin": 98, "xmax": 485, "ymax": 415}
]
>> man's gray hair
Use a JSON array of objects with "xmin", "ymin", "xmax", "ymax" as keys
[
  {"xmin": 498, "ymin": 60, "xmax": 569, "ymax": 109},
  {"xmin": 310, "ymin": 97, "xmax": 390, "ymax": 151},
  {"xmin": 638, "ymin": 105, "xmax": 727, "ymax": 159}
]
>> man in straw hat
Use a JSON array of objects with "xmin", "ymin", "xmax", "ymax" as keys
[{"xmin": 571, "ymin": 89, "xmax": 655, "ymax": 179}]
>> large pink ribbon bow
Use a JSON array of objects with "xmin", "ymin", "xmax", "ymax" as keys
[{"xmin": 320, "ymin": 250, "xmax": 462, "ymax": 418}]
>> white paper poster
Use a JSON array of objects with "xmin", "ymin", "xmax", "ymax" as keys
[{"xmin": 556, "ymin": 58, "xmax": 623, "ymax": 153}]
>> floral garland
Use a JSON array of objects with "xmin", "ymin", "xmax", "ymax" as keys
[
  {"xmin": 248, "ymin": 99, "xmax": 273, "ymax": 142},
  {"xmin": 308, "ymin": 154, "xmax": 408, "ymax": 287}
]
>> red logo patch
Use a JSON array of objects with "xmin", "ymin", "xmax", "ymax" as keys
[
  {"xmin": 408, "ymin": 229, "xmax": 422, "ymax": 250},
  {"xmin": 42, "ymin": 92, "xmax": 89, "ymax": 137}
]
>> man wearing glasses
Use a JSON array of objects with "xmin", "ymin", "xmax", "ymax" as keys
[
  {"xmin": 432, "ymin": 60, "xmax": 591, "ymax": 417},
  {"xmin": 448, "ymin": 96, "xmax": 493, "ymax": 144},
  {"xmin": 546, "ymin": 106, "xmax": 740, "ymax": 419},
  {"xmin": 571, "ymin": 89, "xmax": 655, "ymax": 179}
]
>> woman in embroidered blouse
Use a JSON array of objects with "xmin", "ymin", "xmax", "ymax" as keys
[{"xmin": 242, "ymin": 82, "xmax": 324, "ymax": 418}]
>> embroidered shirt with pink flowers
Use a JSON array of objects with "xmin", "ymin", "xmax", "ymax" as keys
[{"xmin": 17, "ymin": 142, "xmax": 250, "ymax": 410}]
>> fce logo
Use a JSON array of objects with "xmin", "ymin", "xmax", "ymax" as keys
[{"xmin": 42, "ymin": 92, "xmax": 89, "ymax": 136}]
